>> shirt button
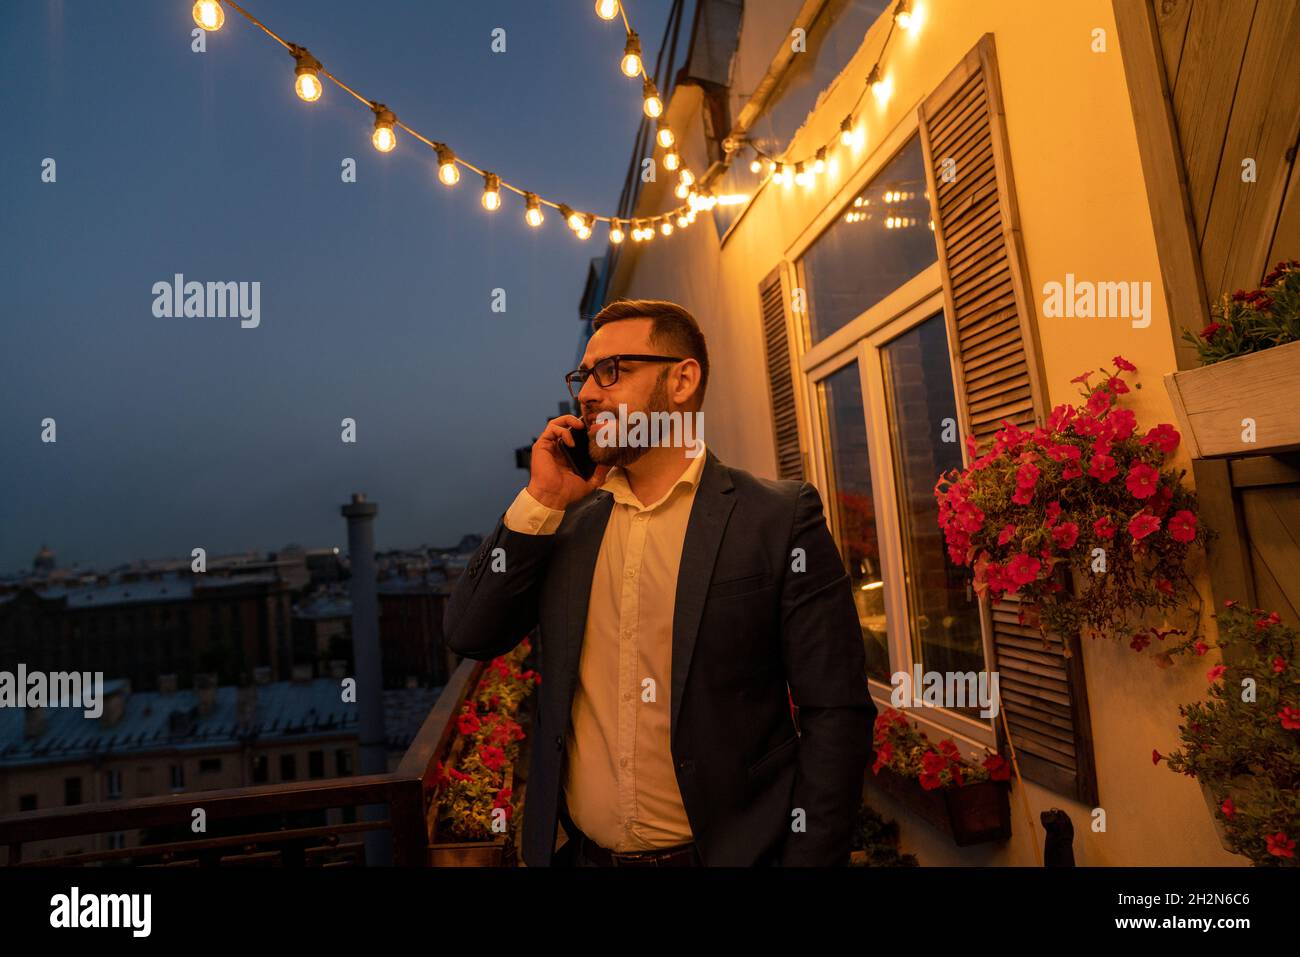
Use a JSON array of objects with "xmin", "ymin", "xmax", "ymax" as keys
[
  {"xmin": 620, "ymin": 757, "xmax": 628, "ymax": 768},
  {"xmin": 623, "ymin": 692, "xmax": 632, "ymax": 701},
  {"xmin": 624, "ymin": 567, "xmax": 635, "ymax": 579}
]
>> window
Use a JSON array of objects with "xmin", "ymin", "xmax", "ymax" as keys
[
  {"xmin": 817, "ymin": 361, "xmax": 889, "ymax": 680},
  {"xmin": 280, "ymin": 754, "xmax": 296, "ymax": 781},
  {"xmin": 252, "ymin": 754, "xmax": 268, "ymax": 784},
  {"xmin": 336, "ymin": 749, "xmax": 353, "ymax": 777},
  {"xmin": 104, "ymin": 769, "xmax": 122, "ymax": 799},
  {"xmin": 20, "ymin": 794, "xmax": 37, "ymax": 812},
  {"xmin": 308, "ymin": 750, "xmax": 325, "ymax": 779},
  {"xmin": 64, "ymin": 777, "xmax": 82, "ymax": 806},
  {"xmin": 199, "ymin": 757, "xmax": 222, "ymax": 774},
  {"xmin": 882, "ymin": 313, "xmax": 984, "ymax": 681},
  {"xmin": 170, "ymin": 764, "xmax": 184, "ymax": 790},
  {"xmin": 800, "ymin": 136, "xmax": 936, "ymax": 344}
]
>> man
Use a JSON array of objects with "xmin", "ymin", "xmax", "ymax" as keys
[{"xmin": 444, "ymin": 299, "xmax": 875, "ymax": 866}]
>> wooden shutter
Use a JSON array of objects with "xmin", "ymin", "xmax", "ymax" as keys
[
  {"xmin": 758, "ymin": 267, "xmax": 804, "ymax": 481},
  {"xmin": 919, "ymin": 34, "xmax": 1098, "ymax": 806}
]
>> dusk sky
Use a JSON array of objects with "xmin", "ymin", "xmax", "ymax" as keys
[{"xmin": 0, "ymin": 0, "xmax": 674, "ymax": 573}]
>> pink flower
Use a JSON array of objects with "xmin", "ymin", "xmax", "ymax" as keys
[
  {"xmin": 1015, "ymin": 462, "xmax": 1040, "ymax": 489},
  {"xmin": 1128, "ymin": 512, "xmax": 1161, "ymax": 541},
  {"xmin": 1168, "ymin": 510, "xmax": 1197, "ymax": 543},
  {"xmin": 1199, "ymin": 322, "xmax": 1222, "ymax": 340},
  {"xmin": 1011, "ymin": 485, "xmax": 1034, "ymax": 506},
  {"xmin": 1006, "ymin": 554, "xmax": 1041, "ymax": 587},
  {"xmin": 1141, "ymin": 423, "xmax": 1181, "ymax": 455},
  {"xmin": 1125, "ymin": 464, "xmax": 1160, "ymax": 499},
  {"xmin": 1093, "ymin": 515, "xmax": 1116, "ymax": 539},
  {"xmin": 983, "ymin": 753, "xmax": 1010, "ymax": 781},
  {"xmin": 997, "ymin": 524, "xmax": 1017, "ymax": 546},
  {"xmin": 1102, "ymin": 408, "xmax": 1137, "ymax": 442},
  {"xmin": 1266, "ymin": 832, "xmax": 1295, "ymax": 859},
  {"xmin": 1051, "ymin": 522, "xmax": 1079, "ymax": 550},
  {"xmin": 1088, "ymin": 453, "xmax": 1118, "ymax": 483},
  {"xmin": 1112, "ymin": 355, "xmax": 1136, "ymax": 372},
  {"xmin": 1206, "ymin": 664, "xmax": 1227, "ymax": 683},
  {"xmin": 1107, "ymin": 376, "xmax": 1130, "ymax": 395},
  {"xmin": 1070, "ymin": 371, "xmax": 1093, "ymax": 385},
  {"xmin": 1086, "ymin": 389, "xmax": 1113, "ymax": 417},
  {"xmin": 1194, "ymin": 641, "xmax": 1209, "ymax": 656}
]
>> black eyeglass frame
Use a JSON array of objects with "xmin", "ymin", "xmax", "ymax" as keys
[{"xmin": 564, "ymin": 354, "xmax": 685, "ymax": 399}]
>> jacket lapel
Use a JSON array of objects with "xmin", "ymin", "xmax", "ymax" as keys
[{"xmin": 671, "ymin": 450, "xmax": 736, "ymax": 745}]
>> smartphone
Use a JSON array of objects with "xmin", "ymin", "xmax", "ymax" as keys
[{"xmin": 562, "ymin": 424, "xmax": 597, "ymax": 480}]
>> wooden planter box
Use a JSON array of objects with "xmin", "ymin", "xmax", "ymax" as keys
[
  {"xmin": 1164, "ymin": 340, "xmax": 1300, "ymax": 458},
  {"xmin": 870, "ymin": 766, "xmax": 1011, "ymax": 847},
  {"xmin": 427, "ymin": 758, "xmax": 515, "ymax": 867}
]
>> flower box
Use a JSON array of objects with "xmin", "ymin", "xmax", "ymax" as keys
[
  {"xmin": 427, "ymin": 762, "xmax": 514, "ymax": 866},
  {"xmin": 871, "ymin": 766, "xmax": 1011, "ymax": 847},
  {"xmin": 1164, "ymin": 339, "xmax": 1300, "ymax": 459}
]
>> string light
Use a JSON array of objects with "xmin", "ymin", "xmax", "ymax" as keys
[
  {"xmin": 595, "ymin": 0, "xmax": 620, "ymax": 21},
  {"xmin": 609, "ymin": 220, "xmax": 625, "ymax": 244},
  {"xmin": 660, "ymin": 220, "xmax": 673, "ymax": 236},
  {"xmin": 561, "ymin": 205, "xmax": 585, "ymax": 232},
  {"xmin": 794, "ymin": 161, "xmax": 809, "ymax": 187},
  {"xmin": 663, "ymin": 150, "xmax": 680, "ymax": 172},
  {"xmin": 290, "ymin": 46, "xmax": 322, "ymax": 102},
  {"xmin": 621, "ymin": 31, "xmax": 643, "ymax": 77},
  {"xmin": 436, "ymin": 145, "xmax": 459, "ymax": 186},
  {"xmin": 813, "ymin": 147, "xmax": 827, "ymax": 174},
  {"xmin": 193, "ymin": 0, "xmax": 224, "ymax": 31},
  {"xmin": 371, "ymin": 105, "xmax": 396, "ymax": 152},
  {"xmin": 642, "ymin": 78, "xmax": 663, "ymax": 118},
  {"xmin": 525, "ymin": 192, "xmax": 544, "ymax": 227},
  {"xmin": 678, "ymin": 168, "xmax": 695, "ymax": 188},
  {"xmin": 675, "ymin": 213, "xmax": 688, "ymax": 228},
  {"xmin": 481, "ymin": 172, "xmax": 501, "ymax": 211},
  {"xmin": 749, "ymin": 158, "xmax": 762, "ymax": 174},
  {"xmin": 576, "ymin": 214, "xmax": 593, "ymax": 240},
  {"xmin": 656, "ymin": 122, "xmax": 675, "ymax": 149}
]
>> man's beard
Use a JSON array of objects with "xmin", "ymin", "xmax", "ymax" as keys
[{"xmin": 584, "ymin": 374, "xmax": 670, "ymax": 469}]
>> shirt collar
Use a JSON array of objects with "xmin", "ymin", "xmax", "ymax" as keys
[{"xmin": 602, "ymin": 443, "xmax": 708, "ymax": 510}]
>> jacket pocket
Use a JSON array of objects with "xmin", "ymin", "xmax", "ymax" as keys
[
  {"xmin": 746, "ymin": 733, "xmax": 798, "ymax": 780},
  {"xmin": 708, "ymin": 573, "xmax": 773, "ymax": 601}
]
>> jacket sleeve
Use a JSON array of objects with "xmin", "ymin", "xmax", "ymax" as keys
[
  {"xmin": 777, "ymin": 481, "xmax": 878, "ymax": 866},
  {"xmin": 442, "ymin": 512, "xmax": 559, "ymax": 661}
]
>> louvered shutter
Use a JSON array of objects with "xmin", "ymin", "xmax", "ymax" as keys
[
  {"xmin": 919, "ymin": 34, "xmax": 1098, "ymax": 806},
  {"xmin": 758, "ymin": 267, "xmax": 804, "ymax": 481}
]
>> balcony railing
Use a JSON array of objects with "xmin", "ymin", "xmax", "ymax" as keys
[{"xmin": 0, "ymin": 657, "xmax": 502, "ymax": 867}]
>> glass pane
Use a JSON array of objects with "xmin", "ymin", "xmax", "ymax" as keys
[
  {"xmin": 882, "ymin": 312, "xmax": 985, "ymax": 687},
  {"xmin": 800, "ymin": 136, "xmax": 937, "ymax": 344},
  {"xmin": 817, "ymin": 361, "xmax": 889, "ymax": 681}
]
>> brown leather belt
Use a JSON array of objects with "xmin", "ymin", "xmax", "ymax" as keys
[{"xmin": 572, "ymin": 829, "xmax": 700, "ymax": 867}]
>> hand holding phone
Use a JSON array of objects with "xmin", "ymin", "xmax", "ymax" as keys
[{"xmin": 525, "ymin": 415, "xmax": 608, "ymax": 511}]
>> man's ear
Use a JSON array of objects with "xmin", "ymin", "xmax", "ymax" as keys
[{"xmin": 672, "ymin": 358, "xmax": 702, "ymax": 406}]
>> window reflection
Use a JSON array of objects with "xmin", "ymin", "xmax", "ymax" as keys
[
  {"xmin": 882, "ymin": 313, "xmax": 985, "ymax": 685},
  {"xmin": 800, "ymin": 136, "xmax": 937, "ymax": 343},
  {"xmin": 818, "ymin": 362, "xmax": 889, "ymax": 680}
]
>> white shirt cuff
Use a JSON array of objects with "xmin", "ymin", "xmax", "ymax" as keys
[{"xmin": 503, "ymin": 487, "xmax": 565, "ymax": 535}]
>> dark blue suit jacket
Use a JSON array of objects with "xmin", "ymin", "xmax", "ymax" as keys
[{"xmin": 443, "ymin": 450, "xmax": 876, "ymax": 865}]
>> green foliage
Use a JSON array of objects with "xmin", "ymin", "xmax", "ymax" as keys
[{"xmin": 1182, "ymin": 260, "xmax": 1300, "ymax": 365}]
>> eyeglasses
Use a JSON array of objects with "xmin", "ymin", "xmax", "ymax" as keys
[{"xmin": 564, "ymin": 354, "xmax": 684, "ymax": 399}]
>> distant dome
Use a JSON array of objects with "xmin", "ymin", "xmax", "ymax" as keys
[{"xmin": 33, "ymin": 545, "xmax": 55, "ymax": 574}]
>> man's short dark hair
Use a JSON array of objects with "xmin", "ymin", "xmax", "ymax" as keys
[{"xmin": 591, "ymin": 299, "xmax": 710, "ymax": 404}]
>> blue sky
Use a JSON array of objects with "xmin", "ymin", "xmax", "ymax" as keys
[{"xmin": 0, "ymin": 0, "xmax": 673, "ymax": 572}]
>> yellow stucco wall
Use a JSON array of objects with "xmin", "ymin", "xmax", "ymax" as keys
[{"xmin": 608, "ymin": 0, "xmax": 1240, "ymax": 865}]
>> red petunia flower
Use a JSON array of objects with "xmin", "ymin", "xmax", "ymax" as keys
[
  {"xmin": 1194, "ymin": 640, "xmax": 1209, "ymax": 656},
  {"xmin": 1089, "ymin": 453, "xmax": 1118, "ymax": 483},
  {"xmin": 1279, "ymin": 706, "xmax": 1300, "ymax": 730},
  {"xmin": 1140, "ymin": 423, "xmax": 1181, "ymax": 455},
  {"xmin": 1006, "ymin": 553, "xmax": 1041, "ymax": 587},
  {"xmin": 1107, "ymin": 376, "xmax": 1129, "ymax": 395},
  {"xmin": 1272, "ymin": 657, "xmax": 1286, "ymax": 674},
  {"xmin": 1128, "ymin": 512, "xmax": 1161, "ymax": 541},
  {"xmin": 983, "ymin": 753, "xmax": 1010, "ymax": 781},
  {"xmin": 1266, "ymin": 832, "xmax": 1295, "ymax": 859},
  {"xmin": 1125, "ymin": 464, "xmax": 1160, "ymax": 499},
  {"xmin": 997, "ymin": 523, "xmax": 1017, "ymax": 546},
  {"xmin": 1016, "ymin": 462, "xmax": 1040, "ymax": 489},
  {"xmin": 1168, "ymin": 510, "xmax": 1197, "ymax": 543},
  {"xmin": 1112, "ymin": 355, "xmax": 1137, "ymax": 372},
  {"xmin": 1221, "ymin": 797, "xmax": 1234, "ymax": 818},
  {"xmin": 1151, "ymin": 748, "xmax": 1163, "ymax": 765},
  {"xmin": 1206, "ymin": 664, "xmax": 1227, "ymax": 683},
  {"xmin": 1199, "ymin": 322, "xmax": 1222, "ymax": 340},
  {"xmin": 1086, "ymin": 388, "xmax": 1113, "ymax": 417},
  {"xmin": 1051, "ymin": 521, "xmax": 1079, "ymax": 550},
  {"xmin": 1093, "ymin": 515, "xmax": 1116, "ymax": 539}
]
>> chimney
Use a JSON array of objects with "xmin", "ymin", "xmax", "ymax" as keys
[
  {"xmin": 23, "ymin": 707, "xmax": 47, "ymax": 740},
  {"xmin": 158, "ymin": 674, "xmax": 178, "ymax": 695},
  {"xmin": 194, "ymin": 672, "xmax": 218, "ymax": 717}
]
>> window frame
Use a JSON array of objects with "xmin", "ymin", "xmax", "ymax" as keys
[{"xmin": 787, "ymin": 114, "xmax": 997, "ymax": 751}]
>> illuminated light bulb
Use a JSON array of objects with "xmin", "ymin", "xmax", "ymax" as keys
[
  {"xmin": 621, "ymin": 32, "xmax": 643, "ymax": 77},
  {"xmin": 676, "ymin": 214, "xmax": 689, "ymax": 228},
  {"xmin": 813, "ymin": 147, "xmax": 827, "ymax": 174},
  {"xmin": 436, "ymin": 145, "xmax": 459, "ymax": 186},
  {"xmin": 772, "ymin": 168, "xmax": 784, "ymax": 185},
  {"xmin": 929, "ymin": 219, "xmax": 935, "ymax": 230},
  {"xmin": 794, "ymin": 162, "xmax": 809, "ymax": 187},
  {"xmin": 642, "ymin": 78, "xmax": 663, "ymax": 118},
  {"xmin": 524, "ymin": 193, "xmax": 544, "ymax": 228},
  {"xmin": 577, "ymin": 220, "xmax": 592, "ymax": 240},
  {"xmin": 663, "ymin": 150, "xmax": 680, "ymax": 171},
  {"xmin": 686, "ymin": 208, "xmax": 697, "ymax": 223},
  {"xmin": 766, "ymin": 158, "xmax": 777, "ymax": 174},
  {"xmin": 675, "ymin": 182, "xmax": 689, "ymax": 199},
  {"xmin": 750, "ymin": 159, "xmax": 762, "ymax": 173},
  {"xmin": 894, "ymin": 0, "xmax": 912, "ymax": 29},
  {"xmin": 566, "ymin": 207, "xmax": 586, "ymax": 232},
  {"xmin": 371, "ymin": 106, "xmax": 397, "ymax": 152},
  {"xmin": 656, "ymin": 123, "xmax": 675, "ymax": 149},
  {"xmin": 660, "ymin": 220, "xmax": 673, "ymax": 236},
  {"xmin": 781, "ymin": 164, "xmax": 793, "ymax": 187},
  {"xmin": 292, "ymin": 48, "xmax": 323, "ymax": 102},
  {"xmin": 679, "ymin": 168, "xmax": 695, "ymax": 187},
  {"xmin": 595, "ymin": 0, "xmax": 620, "ymax": 20},
  {"xmin": 853, "ymin": 197, "xmax": 863, "ymax": 207},
  {"xmin": 193, "ymin": 0, "xmax": 224, "ymax": 31},
  {"xmin": 609, "ymin": 221, "xmax": 625, "ymax": 244},
  {"xmin": 481, "ymin": 173, "xmax": 501, "ymax": 211},
  {"xmin": 839, "ymin": 115, "xmax": 855, "ymax": 146},
  {"xmin": 871, "ymin": 70, "xmax": 893, "ymax": 104},
  {"xmin": 687, "ymin": 190, "xmax": 700, "ymax": 208}
]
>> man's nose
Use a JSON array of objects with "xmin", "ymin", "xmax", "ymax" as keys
[{"xmin": 577, "ymin": 373, "xmax": 603, "ymax": 404}]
